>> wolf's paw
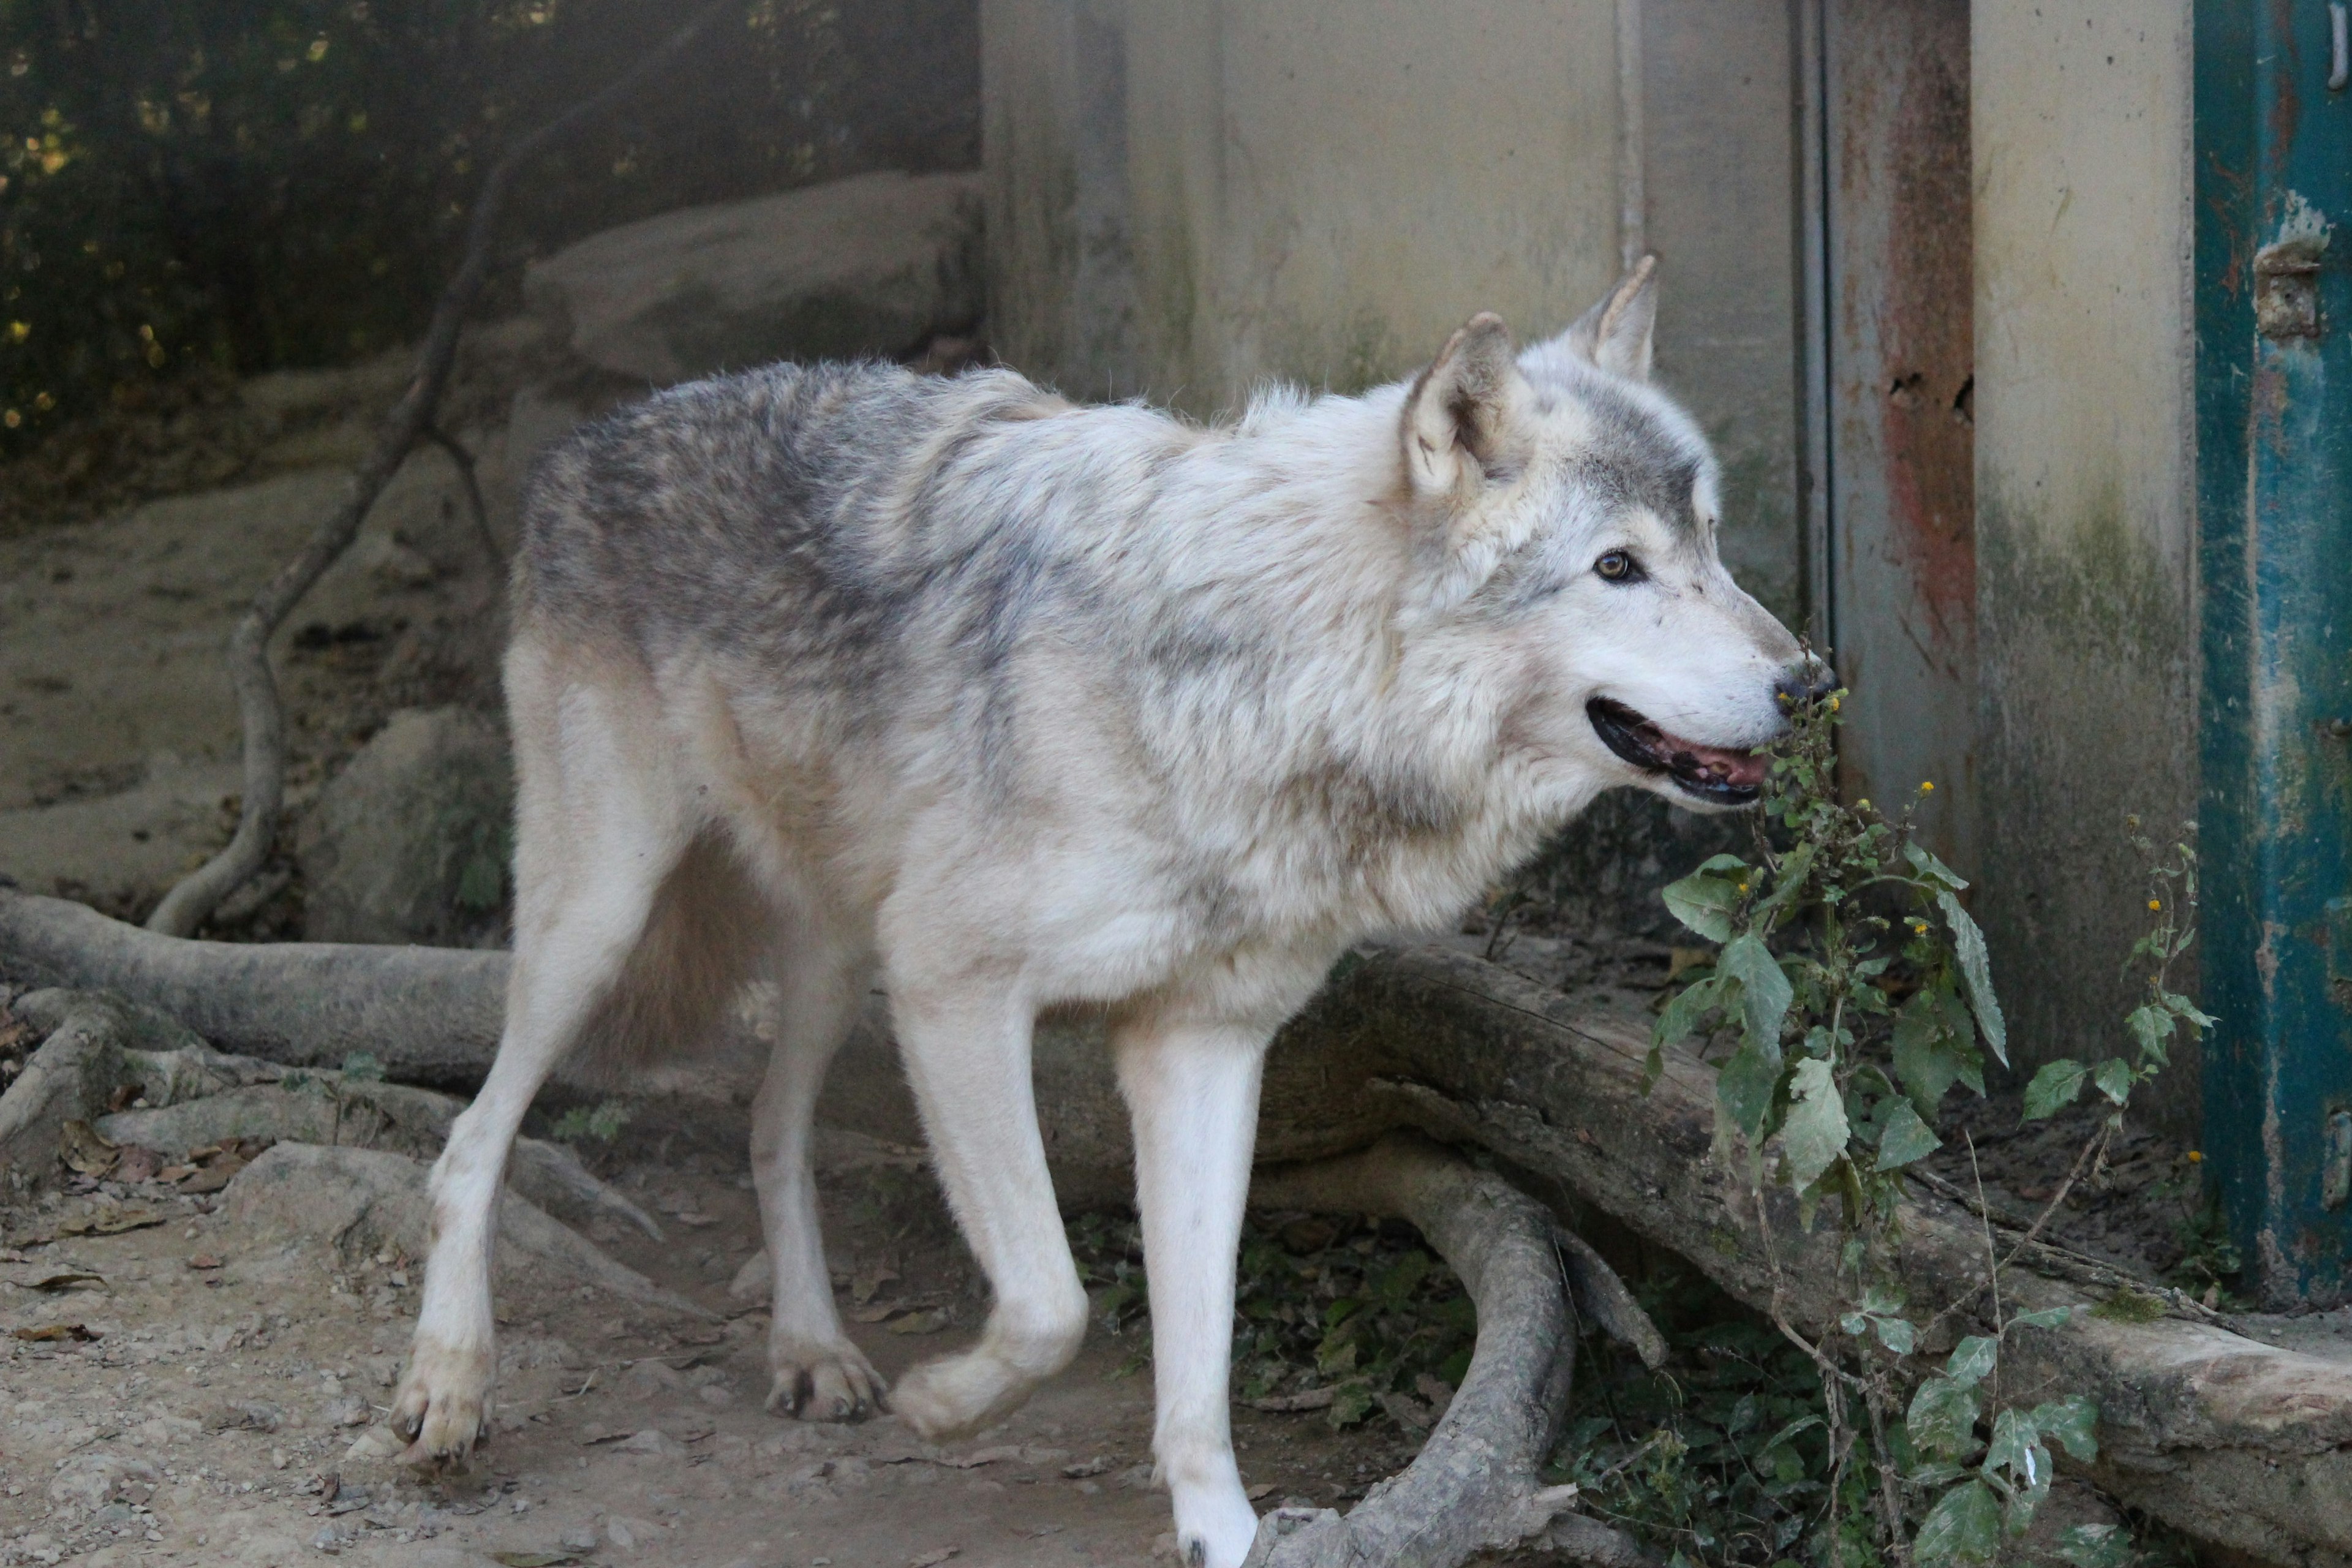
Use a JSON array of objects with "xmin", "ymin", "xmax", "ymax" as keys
[
  {"xmin": 390, "ymin": 1335, "xmax": 493, "ymax": 1469},
  {"xmin": 889, "ymin": 1349, "xmax": 1040, "ymax": 1441},
  {"xmin": 765, "ymin": 1332, "xmax": 886, "ymax": 1421},
  {"xmin": 1172, "ymin": 1483, "xmax": 1260, "ymax": 1568}
]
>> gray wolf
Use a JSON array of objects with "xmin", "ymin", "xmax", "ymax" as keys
[{"xmin": 391, "ymin": 257, "xmax": 1822, "ymax": 1568}]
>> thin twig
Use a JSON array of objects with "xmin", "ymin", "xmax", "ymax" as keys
[
  {"xmin": 421, "ymin": 423, "xmax": 503, "ymax": 569},
  {"xmin": 146, "ymin": 0, "xmax": 739, "ymax": 935},
  {"xmin": 1965, "ymin": 1132, "xmax": 2002, "ymax": 1409}
]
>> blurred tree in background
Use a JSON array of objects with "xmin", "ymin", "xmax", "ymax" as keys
[{"xmin": 0, "ymin": 0, "xmax": 978, "ymax": 456}]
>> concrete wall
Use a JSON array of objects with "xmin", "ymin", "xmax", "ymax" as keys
[
  {"xmin": 1972, "ymin": 1, "xmax": 2199, "ymax": 1128},
  {"xmin": 982, "ymin": 0, "xmax": 1807, "ymax": 622}
]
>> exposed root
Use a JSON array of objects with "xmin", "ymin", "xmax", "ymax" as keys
[{"xmin": 1243, "ymin": 1133, "xmax": 1654, "ymax": 1568}]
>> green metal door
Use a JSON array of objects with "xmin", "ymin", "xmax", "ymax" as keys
[{"xmin": 2198, "ymin": 0, "xmax": 2352, "ymax": 1306}]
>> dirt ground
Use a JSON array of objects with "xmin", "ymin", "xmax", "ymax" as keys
[{"xmin": 0, "ymin": 1093, "xmax": 1452, "ymax": 1568}]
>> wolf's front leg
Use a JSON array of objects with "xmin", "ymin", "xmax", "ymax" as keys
[
  {"xmin": 1117, "ymin": 1017, "xmax": 1270, "ymax": 1568},
  {"xmin": 886, "ymin": 986, "xmax": 1089, "ymax": 1439}
]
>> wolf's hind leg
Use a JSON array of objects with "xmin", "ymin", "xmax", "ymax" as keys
[
  {"xmin": 753, "ymin": 932, "xmax": 885, "ymax": 1420},
  {"xmin": 393, "ymin": 671, "xmax": 687, "ymax": 1468},
  {"xmin": 886, "ymin": 986, "xmax": 1088, "ymax": 1439},
  {"xmin": 1117, "ymin": 1016, "xmax": 1268, "ymax": 1568}
]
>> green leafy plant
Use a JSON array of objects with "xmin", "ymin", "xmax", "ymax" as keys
[
  {"xmin": 550, "ymin": 1099, "xmax": 629, "ymax": 1145},
  {"xmin": 2018, "ymin": 827, "xmax": 2213, "ymax": 1159},
  {"xmin": 1643, "ymin": 690, "xmax": 2209, "ymax": 1566}
]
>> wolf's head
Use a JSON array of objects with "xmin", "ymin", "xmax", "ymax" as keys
[{"xmin": 1393, "ymin": 259, "xmax": 1828, "ymax": 812}]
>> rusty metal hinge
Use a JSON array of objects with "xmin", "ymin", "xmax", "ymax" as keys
[{"xmin": 2256, "ymin": 240, "xmax": 2325, "ymax": 341}]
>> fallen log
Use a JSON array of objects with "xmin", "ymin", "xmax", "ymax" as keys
[{"xmin": 6, "ymin": 886, "xmax": 2351, "ymax": 1566}]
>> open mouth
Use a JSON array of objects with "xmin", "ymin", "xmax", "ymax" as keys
[{"xmin": 1586, "ymin": 697, "xmax": 1769, "ymax": 806}]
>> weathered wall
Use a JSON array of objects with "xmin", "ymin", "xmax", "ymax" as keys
[
  {"xmin": 982, "ymin": 0, "xmax": 1806, "ymax": 619},
  {"xmin": 1972, "ymin": 2, "xmax": 2199, "ymax": 1127}
]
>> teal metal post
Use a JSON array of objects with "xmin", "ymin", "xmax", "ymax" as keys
[{"xmin": 2198, "ymin": 1, "xmax": 2352, "ymax": 1306}]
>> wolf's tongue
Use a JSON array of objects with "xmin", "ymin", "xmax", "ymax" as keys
[{"xmin": 1660, "ymin": 731, "xmax": 1770, "ymax": 788}]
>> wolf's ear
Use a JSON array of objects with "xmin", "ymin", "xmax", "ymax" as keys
[
  {"xmin": 1558, "ymin": 254, "xmax": 1659, "ymax": 382},
  {"xmin": 1401, "ymin": 313, "xmax": 1528, "ymax": 500}
]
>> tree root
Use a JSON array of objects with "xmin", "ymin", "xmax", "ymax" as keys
[
  {"xmin": 0, "ymin": 983, "xmax": 661, "ymax": 1240},
  {"xmin": 4, "ymin": 889, "xmax": 506, "ymax": 1081},
  {"xmin": 1242, "ymin": 1133, "xmax": 1654, "ymax": 1568}
]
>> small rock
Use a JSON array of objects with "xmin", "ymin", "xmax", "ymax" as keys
[
  {"xmin": 343, "ymin": 1426, "xmax": 405, "ymax": 1462},
  {"xmin": 327, "ymin": 1395, "xmax": 371, "ymax": 1427},
  {"xmin": 605, "ymin": 1512, "xmax": 665, "ymax": 1549},
  {"xmin": 558, "ymin": 1525, "xmax": 600, "ymax": 1551},
  {"xmin": 696, "ymin": 1382, "xmax": 736, "ymax": 1409}
]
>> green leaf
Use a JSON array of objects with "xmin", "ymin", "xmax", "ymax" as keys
[
  {"xmin": 1984, "ymin": 1406, "xmax": 2044, "ymax": 1481},
  {"xmin": 1914, "ymin": 1479, "xmax": 2003, "ymax": 1565},
  {"xmin": 1716, "ymin": 1034, "xmax": 1783, "ymax": 1143},
  {"xmin": 2005, "ymin": 1457, "xmax": 2053, "ymax": 1537},
  {"xmin": 2094, "ymin": 1057, "xmax": 2136, "ymax": 1106},
  {"xmin": 1782, "ymin": 1057, "xmax": 1849, "ymax": 1193},
  {"xmin": 1937, "ymin": 890, "xmax": 2008, "ymax": 1066},
  {"xmin": 1721, "ymin": 932, "xmax": 1793, "ymax": 1052},
  {"xmin": 1654, "ymin": 974, "xmax": 1722, "ymax": 1046},
  {"xmin": 2127, "ymin": 1003, "xmax": 2174, "ymax": 1067},
  {"xmin": 1662, "ymin": 855, "xmax": 1748, "ymax": 943},
  {"xmin": 1904, "ymin": 1461, "xmax": 1972, "ymax": 1490},
  {"xmin": 1326, "ymin": 1381, "xmax": 1376, "ymax": 1429},
  {"xmin": 1750, "ymin": 841, "xmax": 1817, "ymax": 925},
  {"xmin": 2054, "ymin": 1523, "xmax": 2135, "ymax": 1568},
  {"xmin": 2162, "ymin": 992, "xmax": 2220, "ymax": 1031},
  {"xmin": 1891, "ymin": 986, "xmax": 1973, "ymax": 1115},
  {"xmin": 1904, "ymin": 839, "xmax": 1970, "ymax": 892},
  {"xmin": 2031, "ymin": 1395, "xmax": 2099, "ymax": 1461},
  {"xmin": 2009, "ymin": 1304, "xmax": 2079, "ymax": 1331},
  {"xmin": 1875, "ymin": 1098, "xmax": 1942, "ymax": 1170},
  {"xmin": 2022, "ymin": 1060, "xmax": 2088, "ymax": 1121},
  {"xmin": 1906, "ymin": 1375, "xmax": 1981, "ymax": 1460},
  {"xmin": 1872, "ymin": 1314, "xmax": 1918, "ymax": 1355},
  {"xmin": 1862, "ymin": 1283, "xmax": 1907, "ymax": 1316},
  {"xmin": 1943, "ymin": 1335, "xmax": 1999, "ymax": 1388},
  {"xmin": 338, "ymin": 1050, "xmax": 384, "ymax": 1084}
]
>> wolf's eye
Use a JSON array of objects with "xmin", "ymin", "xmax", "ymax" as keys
[{"xmin": 1594, "ymin": 549, "xmax": 1640, "ymax": 582}]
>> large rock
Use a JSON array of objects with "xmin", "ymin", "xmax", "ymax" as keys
[
  {"xmin": 524, "ymin": 169, "xmax": 984, "ymax": 383},
  {"xmin": 296, "ymin": 707, "xmax": 511, "ymax": 945}
]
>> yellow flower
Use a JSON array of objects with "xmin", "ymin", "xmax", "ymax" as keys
[
  {"xmin": 2187, "ymin": 1150, "xmax": 2202, "ymax": 1164},
  {"xmin": 1827, "ymin": 695, "xmax": 1841, "ymax": 712},
  {"xmin": 1920, "ymin": 780, "xmax": 1935, "ymax": 793},
  {"xmin": 2149, "ymin": 899, "xmax": 2162, "ymax": 911},
  {"xmin": 1856, "ymin": 799, "xmax": 1872, "ymax": 812}
]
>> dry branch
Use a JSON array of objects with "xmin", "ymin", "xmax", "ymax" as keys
[
  {"xmin": 143, "ymin": 0, "xmax": 741, "ymax": 937},
  {"xmin": 7, "ymin": 886, "xmax": 2352, "ymax": 1565}
]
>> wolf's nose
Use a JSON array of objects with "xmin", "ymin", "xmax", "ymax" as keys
[{"xmin": 1774, "ymin": 663, "xmax": 1838, "ymax": 712}]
